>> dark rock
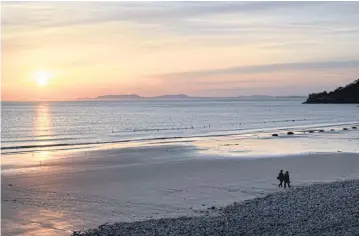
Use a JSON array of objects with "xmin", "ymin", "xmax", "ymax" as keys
[
  {"xmin": 287, "ymin": 132, "xmax": 294, "ymax": 135},
  {"xmin": 352, "ymin": 127, "xmax": 357, "ymax": 129},
  {"xmin": 319, "ymin": 130, "xmax": 324, "ymax": 132},
  {"xmin": 272, "ymin": 134, "xmax": 279, "ymax": 137},
  {"xmin": 343, "ymin": 128, "xmax": 349, "ymax": 130},
  {"xmin": 330, "ymin": 129, "xmax": 335, "ymax": 131}
]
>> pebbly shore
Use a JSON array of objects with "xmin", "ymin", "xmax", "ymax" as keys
[{"xmin": 73, "ymin": 180, "xmax": 359, "ymax": 236}]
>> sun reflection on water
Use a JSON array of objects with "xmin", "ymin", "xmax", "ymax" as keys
[{"xmin": 34, "ymin": 103, "xmax": 53, "ymax": 143}]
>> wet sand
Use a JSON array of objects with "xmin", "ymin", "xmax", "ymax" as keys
[{"xmin": 2, "ymin": 141, "xmax": 359, "ymax": 235}]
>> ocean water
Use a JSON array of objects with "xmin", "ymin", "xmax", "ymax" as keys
[{"xmin": 1, "ymin": 98, "xmax": 359, "ymax": 154}]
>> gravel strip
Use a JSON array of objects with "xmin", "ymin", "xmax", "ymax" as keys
[{"xmin": 73, "ymin": 180, "xmax": 359, "ymax": 236}]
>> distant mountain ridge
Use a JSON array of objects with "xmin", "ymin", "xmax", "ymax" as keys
[
  {"xmin": 304, "ymin": 79, "xmax": 359, "ymax": 104},
  {"xmin": 91, "ymin": 94, "xmax": 190, "ymax": 100},
  {"xmin": 75, "ymin": 94, "xmax": 305, "ymax": 101},
  {"xmin": 95, "ymin": 94, "xmax": 142, "ymax": 100},
  {"xmin": 152, "ymin": 94, "xmax": 189, "ymax": 99}
]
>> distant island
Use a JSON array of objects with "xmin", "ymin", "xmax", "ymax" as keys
[
  {"xmin": 151, "ymin": 94, "xmax": 190, "ymax": 100},
  {"xmin": 76, "ymin": 94, "xmax": 191, "ymax": 100},
  {"xmin": 94, "ymin": 94, "xmax": 142, "ymax": 100},
  {"xmin": 304, "ymin": 79, "xmax": 359, "ymax": 104},
  {"xmin": 76, "ymin": 94, "xmax": 305, "ymax": 101}
]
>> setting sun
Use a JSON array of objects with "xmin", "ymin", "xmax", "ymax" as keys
[
  {"xmin": 37, "ymin": 77, "xmax": 48, "ymax": 86},
  {"xmin": 33, "ymin": 71, "xmax": 53, "ymax": 87}
]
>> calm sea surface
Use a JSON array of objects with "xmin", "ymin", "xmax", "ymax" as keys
[{"xmin": 2, "ymin": 98, "xmax": 359, "ymax": 153}]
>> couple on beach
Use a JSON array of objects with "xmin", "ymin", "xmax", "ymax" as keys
[{"xmin": 277, "ymin": 170, "xmax": 291, "ymax": 188}]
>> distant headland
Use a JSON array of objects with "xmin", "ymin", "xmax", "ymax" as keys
[
  {"xmin": 303, "ymin": 79, "xmax": 359, "ymax": 104},
  {"xmin": 76, "ymin": 94, "xmax": 306, "ymax": 101},
  {"xmin": 79, "ymin": 94, "xmax": 191, "ymax": 100}
]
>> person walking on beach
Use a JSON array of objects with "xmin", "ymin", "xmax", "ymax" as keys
[
  {"xmin": 283, "ymin": 171, "xmax": 291, "ymax": 189},
  {"xmin": 277, "ymin": 170, "xmax": 284, "ymax": 187}
]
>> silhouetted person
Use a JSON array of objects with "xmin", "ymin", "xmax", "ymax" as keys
[
  {"xmin": 283, "ymin": 171, "xmax": 291, "ymax": 188},
  {"xmin": 277, "ymin": 170, "xmax": 284, "ymax": 187}
]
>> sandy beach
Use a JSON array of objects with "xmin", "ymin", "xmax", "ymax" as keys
[{"xmin": 2, "ymin": 133, "xmax": 359, "ymax": 236}]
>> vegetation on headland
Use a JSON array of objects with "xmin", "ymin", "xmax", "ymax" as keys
[{"xmin": 304, "ymin": 79, "xmax": 359, "ymax": 104}]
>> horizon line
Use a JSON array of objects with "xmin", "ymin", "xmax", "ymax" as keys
[{"xmin": 1, "ymin": 95, "xmax": 308, "ymax": 103}]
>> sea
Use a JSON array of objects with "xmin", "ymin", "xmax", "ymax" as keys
[{"xmin": 2, "ymin": 98, "xmax": 359, "ymax": 154}]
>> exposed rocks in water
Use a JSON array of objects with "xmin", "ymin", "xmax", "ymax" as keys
[
  {"xmin": 287, "ymin": 132, "xmax": 294, "ymax": 135},
  {"xmin": 309, "ymin": 130, "xmax": 314, "ymax": 133},
  {"xmin": 73, "ymin": 180, "xmax": 359, "ymax": 236},
  {"xmin": 303, "ymin": 79, "xmax": 359, "ymax": 104},
  {"xmin": 319, "ymin": 130, "xmax": 325, "ymax": 132},
  {"xmin": 272, "ymin": 134, "xmax": 279, "ymax": 137},
  {"xmin": 352, "ymin": 127, "xmax": 357, "ymax": 129},
  {"xmin": 343, "ymin": 128, "xmax": 349, "ymax": 131},
  {"xmin": 330, "ymin": 129, "xmax": 335, "ymax": 131}
]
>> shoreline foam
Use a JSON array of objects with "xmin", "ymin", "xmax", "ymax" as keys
[{"xmin": 2, "ymin": 120, "xmax": 359, "ymax": 154}]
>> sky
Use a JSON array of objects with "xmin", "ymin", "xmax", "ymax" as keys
[{"xmin": 2, "ymin": 1, "xmax": 359, "ymax": 101}]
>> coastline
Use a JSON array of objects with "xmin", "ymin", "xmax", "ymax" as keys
[
  {"xmin": 2, "ymin": 145, "xmax": 359, "ymax": 235},
  {"xmin": 73, "ymin": 179, "xmax": 359, "ymax": 236},
  {"xmin": 2, "ymin": 122, "xmax": 359, "ymax": 235}
]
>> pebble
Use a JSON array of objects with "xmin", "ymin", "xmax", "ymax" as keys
[{"xmin": 73, "ymin": 180, "xmax": 359, "ymax": 236}]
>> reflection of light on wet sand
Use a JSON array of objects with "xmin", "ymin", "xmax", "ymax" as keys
[
  {"xmin": 38, "ymin": 151, "xmax": 49, "ymax": 163},
  {"xmin": 3, "ymin": 206, "xmax": 79, "ymax": 236},
  {"xmin": 1, "ymin": 151, "xmax": 56, "ymax": 175}
]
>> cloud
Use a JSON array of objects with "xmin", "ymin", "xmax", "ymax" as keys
[
  {"xmin": 2, "ymin": 2, "xmax": 359, "ymax": 100},
  {"xmin": 2, "ymin": 2, "xmax": 357, "ymax": 33},
  {"xmin": 1, "ymin": 2, "xmax": 323, "ymax": 27},
  {"xmin": 156, "ymin": 59, "xmax": 359, "ymax": 80}
]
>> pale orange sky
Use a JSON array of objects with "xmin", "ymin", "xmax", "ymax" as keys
[{"xmin": 2, "ymin": 2, "xmax": 359, "ymax": 101}]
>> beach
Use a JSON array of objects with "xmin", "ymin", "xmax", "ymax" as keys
[
  {"xmin": 73, "ymin": 180, "xmax": 359, "ymax": 236},
  {"xmin": 2, "ymin": 134, "xmax": 359, "ymax": 235}
]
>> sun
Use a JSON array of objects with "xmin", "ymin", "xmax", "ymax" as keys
[
  {"xmin": 33, "ymin": 71, "xmax": 53, "ymax": 87},
  {"xmin": 37, "ymin": 77, "xmax": 48, "ymax": 86}
]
